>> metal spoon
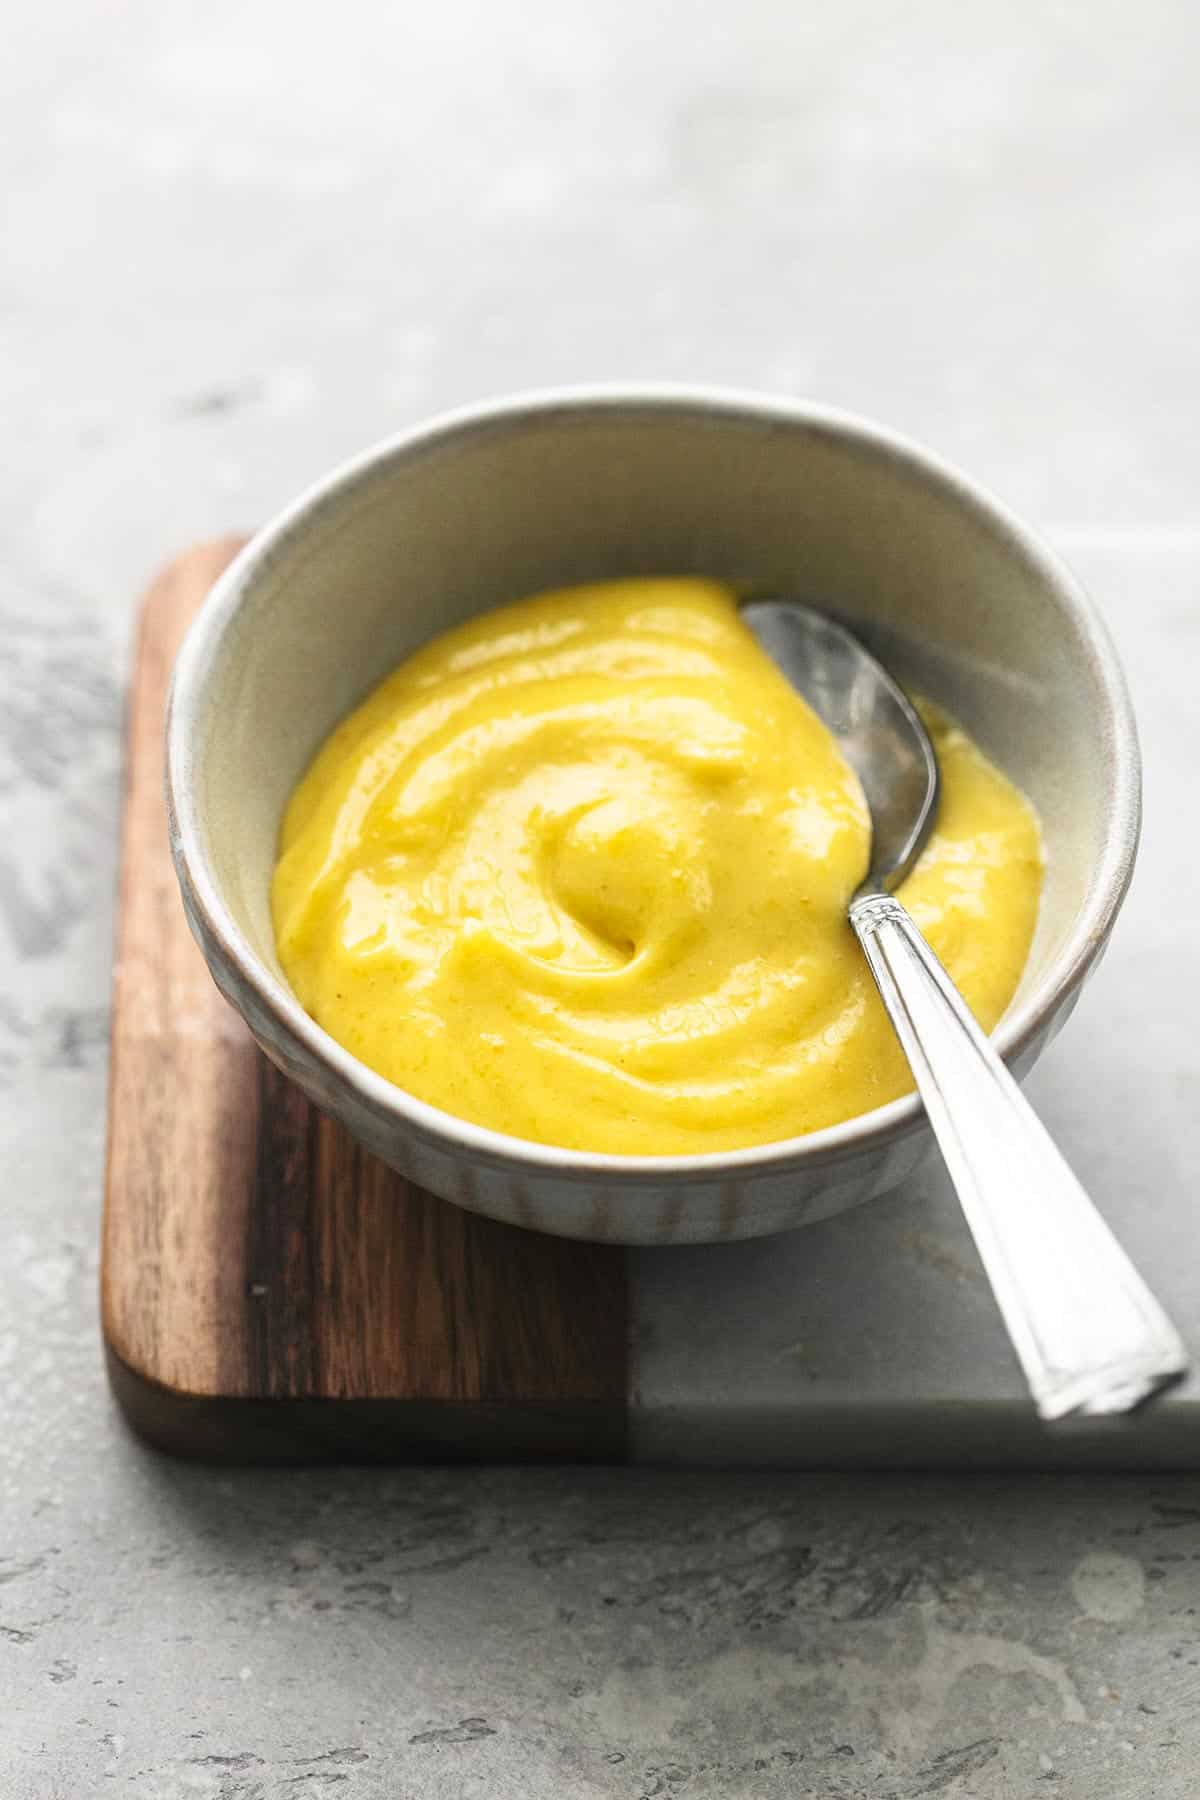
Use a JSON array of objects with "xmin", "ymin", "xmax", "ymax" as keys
[{"xmin": 743, "ymin": 599, "xmax": 1187, "ymax": 1420}]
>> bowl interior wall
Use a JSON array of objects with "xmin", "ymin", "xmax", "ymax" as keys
[{"xmin": 196, "ymin": 407, "xmax": 1110, "ymax": 1018}]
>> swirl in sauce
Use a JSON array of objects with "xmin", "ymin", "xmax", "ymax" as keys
[{"xmin": 272, "ymin": 579, "xmax": 1042, "ymax": 1154}]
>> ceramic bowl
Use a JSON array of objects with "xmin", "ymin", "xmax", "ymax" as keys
[{"xmin": 166, "ymin": 387, "xmax": 1140, "ymax": 1245}]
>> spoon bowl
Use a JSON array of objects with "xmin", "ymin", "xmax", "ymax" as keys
[{"xmin": 743, "ymin": 600, "xmax": 940, "ymax": 893}]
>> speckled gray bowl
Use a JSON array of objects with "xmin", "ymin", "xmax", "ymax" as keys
[{"xmin": 166, "ymin": 387, "xmax": 1139, "ymax": 1245}]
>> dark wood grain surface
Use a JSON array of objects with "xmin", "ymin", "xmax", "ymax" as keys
[{"xmin": 101, "ymin": 542, "xmax": 628, "ymax": 1461}]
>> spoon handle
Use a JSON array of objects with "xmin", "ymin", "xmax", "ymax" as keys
[{"xmin": 850, "ymin": 892, "xmax": 1187, "ymax": 1419}]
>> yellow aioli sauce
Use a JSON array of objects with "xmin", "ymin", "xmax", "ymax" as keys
[{"xmin": 272, "ymin": 579, "xmax": 1043, "ymax": 1155}]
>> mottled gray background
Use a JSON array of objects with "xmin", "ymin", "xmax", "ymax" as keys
[{"xmin": 4, "ymin": 2, "xmax": 1200, "ymax": 1795}]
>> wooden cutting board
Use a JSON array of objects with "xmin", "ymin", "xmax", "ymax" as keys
[
  {"xmin": 101, "ymin": 541, "xmax": 628, "ymax": 1460},
  {"xmin": 104, "ymin": 542, "xmax": 1200, "ymax": 1469}
]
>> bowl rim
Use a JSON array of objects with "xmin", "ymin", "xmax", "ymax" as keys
[{"xmin": 166, "ymin": 382, "xmax": 1142, "ymax": 1183}]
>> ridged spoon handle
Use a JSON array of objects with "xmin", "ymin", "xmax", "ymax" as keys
[{"xmin": 850, "ymin": 892, "xmax": 1187, "ymax": 1419}]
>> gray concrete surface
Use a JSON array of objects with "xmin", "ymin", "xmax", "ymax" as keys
[{"xmin": 3, "ymin": 2, "xmax": 1200, "ymax": 1793}]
